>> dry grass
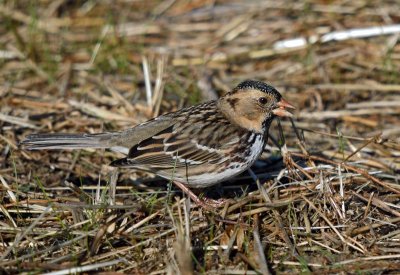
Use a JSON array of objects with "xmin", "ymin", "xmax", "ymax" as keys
[{"xmin": 1, "ymin": 0, "xmax": 400, "ymax": 274}]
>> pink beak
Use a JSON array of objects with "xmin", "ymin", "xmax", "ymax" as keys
[{"xmin": 272, "ymin": 98, "xmax": 295, "ymax": 117}]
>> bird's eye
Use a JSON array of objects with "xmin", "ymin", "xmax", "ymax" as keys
[{"xmin": 258, "ymin": 97, "xmax": 268, "ymax": 105}]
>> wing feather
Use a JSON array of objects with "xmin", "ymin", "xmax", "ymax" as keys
[{"xmin": 111, "ymin": 102, "xmax": 248, "ymax": 182}]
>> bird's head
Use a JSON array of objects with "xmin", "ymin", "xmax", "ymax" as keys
[{"xmin": 218, "ymin": 80, "xmax": 295, "ymax": 134}]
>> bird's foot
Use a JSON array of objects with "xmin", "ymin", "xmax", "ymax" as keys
[
  {"xmin": 202, "ymin": 197, "xmax": 231, "ymax": 208},
  {"xmin": 172, "ymin": 181, "xmax": 230, "ymax": 210}
]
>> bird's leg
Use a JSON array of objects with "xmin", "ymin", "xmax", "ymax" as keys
[
  {"xmin": 172, "ymin": 181, "xmax": 228, "ymax": 210},
  {"xmin": 202, "ymin": 197, "xmax": 230, "ymax": 208}
]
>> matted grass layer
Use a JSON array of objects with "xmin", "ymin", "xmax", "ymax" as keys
[{"xmin": 1, "ymin": 1, "xmax": 400, "ymax": 274}]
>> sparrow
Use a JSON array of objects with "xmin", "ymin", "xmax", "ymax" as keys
[{"xmin": 21, "ymin": 80, "xmax": 294, "ymax": 208}]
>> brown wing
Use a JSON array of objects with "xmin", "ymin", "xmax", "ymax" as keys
[{"xmin": 110, "ymin": 102, "xmax": 243, "ymax": 172}]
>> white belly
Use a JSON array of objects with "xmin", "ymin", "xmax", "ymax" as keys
[{"xmin": 177, "ymin": 134, "xmax": 265, "ymax": 187}]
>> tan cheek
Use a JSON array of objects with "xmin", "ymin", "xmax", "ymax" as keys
[
  {"xmin": 240, "ymin": 102, "xmax": 264, "ymax": 120},
  {"xmin": 245, "ymin": 110, "xmax": 260, "ymax": 120}
]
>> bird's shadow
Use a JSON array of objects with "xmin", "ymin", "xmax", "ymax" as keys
[{"xmin": 64, "ymin": 155, "xmax": 302, "ymax": 202}]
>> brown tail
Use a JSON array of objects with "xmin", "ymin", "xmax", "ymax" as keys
[{"xmin": 20, "ymin": 132, "xmax": 119, "ymax": 150}]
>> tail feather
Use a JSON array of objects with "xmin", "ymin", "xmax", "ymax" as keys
[
  {"xmin": 20, "ymin": 133, "xmax": 117, "ymax": 150},
  {"xmin": 109, "ymin": 157, "xmax": 130, "ymax": 167}
]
